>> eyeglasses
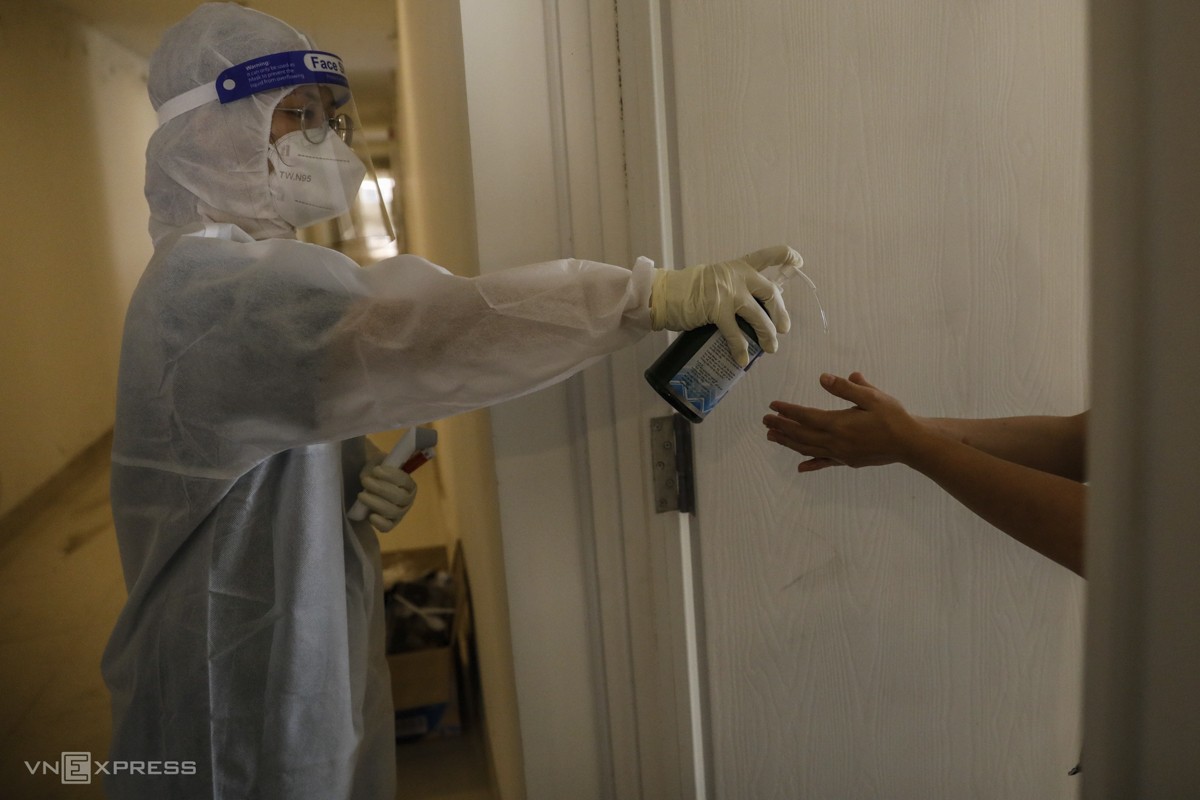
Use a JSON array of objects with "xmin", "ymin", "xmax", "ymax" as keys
[{"xmin": 275, "ymin": 101, "xmax": 355, "ymax": 145}]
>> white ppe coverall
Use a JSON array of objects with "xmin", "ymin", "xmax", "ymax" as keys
[{"xmin": 102, "ymin": 4, "xmax": 653, "ymax": 798}]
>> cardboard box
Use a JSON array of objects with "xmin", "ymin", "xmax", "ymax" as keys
[{"xmin": 382, "ymin": 543, "xmax": 471, "ymax": 742}]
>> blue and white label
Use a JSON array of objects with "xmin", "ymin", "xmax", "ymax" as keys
[
  {"xmin": 215, "ymin": 50, "xmax": 350, "ymax": 104},
  {"xmin": 667, "ymin": 333, "xmax": 763, "ymax": 418}
]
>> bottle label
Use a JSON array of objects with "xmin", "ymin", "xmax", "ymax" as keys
[{"xmin": 668, "ymin": 334, "xmax": 763, "ymax": 417}]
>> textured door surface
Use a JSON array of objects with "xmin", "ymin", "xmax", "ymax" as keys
[{"xmin": 666, "ymin": 2, "xmax": 1089, "ymax": 797}]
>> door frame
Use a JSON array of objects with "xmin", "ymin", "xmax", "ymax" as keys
[
  {"xmin": 458, "ymin": 0, "xmax": 704, "ymax": 797},
  {"xmin": 1083, "ymin": 1, "xmax": 1200, "ymax": 796},
  {"xmin": 557, "ymin": 0, "xmax": 707, "ymax": 796}
]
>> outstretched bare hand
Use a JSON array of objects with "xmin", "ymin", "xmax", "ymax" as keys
[{"xmin": 763, "ymin": 372, "xmax": 928, "ymax": 472}]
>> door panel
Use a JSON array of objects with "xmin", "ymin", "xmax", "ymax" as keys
[{"xmin": 665, "ymin": 2, "xmax": 1088, "ymax": 797}]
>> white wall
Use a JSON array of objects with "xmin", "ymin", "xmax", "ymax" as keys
[
  {"xmin": 458, "ymin": 2, "xmax": 612, "ymax": 798},
  {"xmin": 665, "ymin": 1, "xmax": 1089, "ymax": 797},
  {"xmin": 0, "ymin": 5, "xmax": 154, "ymax": 518}
]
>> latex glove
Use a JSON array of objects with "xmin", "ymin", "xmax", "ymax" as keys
[
  {"xmin": 357, "ymin": 462, "xmax": 418, "ymax": 532},
  {"xmin": 649, "ymin": 245, "xmax": 798, "ymax": 367}
]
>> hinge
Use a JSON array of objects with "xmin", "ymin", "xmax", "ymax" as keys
[{"xmin": 649, "ymin": 414, "xmax": 696, "ymax": 514}]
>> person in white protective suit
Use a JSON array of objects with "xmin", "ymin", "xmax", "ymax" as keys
[{"xmin": 102, "ymin": 3, "xmax": 800, "ymax": 798}]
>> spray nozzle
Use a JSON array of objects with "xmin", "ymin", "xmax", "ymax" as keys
[
  {"xmin": 773, "ymin": 257, "xmax": 828, "ymax": 333},
  {"xmin": 774, "ymin": 260, "xmax": 803, "ymax": 285}
]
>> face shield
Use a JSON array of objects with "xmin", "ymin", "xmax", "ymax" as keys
[{"xmin": 155, "ymin": 49, "xmax": 397, "ymax": 262}]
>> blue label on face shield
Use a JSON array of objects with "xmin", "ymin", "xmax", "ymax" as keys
[{"xmin": 215, "ymin": 50, "xmax": 350, "ymax": 104}]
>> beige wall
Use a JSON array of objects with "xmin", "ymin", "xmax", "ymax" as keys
[
  {"xmin": 0, "ymin": 4, "xmax": 155, "ymax": 518},
  {"xmin": 395, "ymin": 2, "xmax": 525, "ymax": 797}
]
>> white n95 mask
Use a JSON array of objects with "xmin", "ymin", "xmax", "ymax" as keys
[{"xmin": 267, "ymin": 130, "xmax": 367, "ymax": 229}]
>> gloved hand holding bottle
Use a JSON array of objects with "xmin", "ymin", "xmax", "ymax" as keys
[
  {"xmin": 648, "ymin": 245, "xmax": 800, "ymax": 367},
  {"xmin": 356, "ymin": 460, "xmax": 418, "ymax": 532}
]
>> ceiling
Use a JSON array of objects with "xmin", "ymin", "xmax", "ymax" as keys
[{"xmin": 50, "ymin": 0, "xmax": 399, "ymax": 132}]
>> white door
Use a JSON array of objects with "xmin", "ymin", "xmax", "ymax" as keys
[
  {"xmin": 618, "ymin": 1, "xmax": 1090, "ymax": 797},
  {"xmin": 460, "ymin": 2, "xmax": 1199, "ymax": 797}
]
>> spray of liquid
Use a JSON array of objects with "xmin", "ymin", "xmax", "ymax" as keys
[{"xmin": 776, "ymin": 258, "xmax": 829, "ymax": 333}]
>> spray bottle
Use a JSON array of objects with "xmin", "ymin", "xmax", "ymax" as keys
[{"xmin": 643, "ymin": 259, "xmax": 826, "ymax": 423}]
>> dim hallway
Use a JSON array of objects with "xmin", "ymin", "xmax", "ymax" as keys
[
  {"xmin": 0, "ymin": 437, "xmax": 122, "ymax": 800},
  {"xmin": 0, "ymin": 438, "xmax": 493, "ymax": 800}
]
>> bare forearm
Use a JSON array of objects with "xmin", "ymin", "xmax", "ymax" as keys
[
  {"xmin": 920, "ymin": 412, "xmax": 1088, "ymax": 481},
  {"xmin": 902, "ymin": 431, "xmax": 1086, "ymax": 576}
]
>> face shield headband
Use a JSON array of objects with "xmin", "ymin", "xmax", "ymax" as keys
[
  {"xmin": 156, "ymin": 50, "xmax": 351, "ymax": 125},
  {"xmin": 155, "ymin": 50, "xmax": 398, "ymax": 261}
]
